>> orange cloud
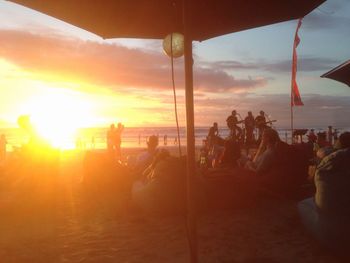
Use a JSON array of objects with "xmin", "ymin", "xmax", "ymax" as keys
[{"xmin": 0, "ymin": 29, "xmax": 268, "ymax": 92}]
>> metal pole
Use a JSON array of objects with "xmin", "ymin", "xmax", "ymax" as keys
[
  {"xmin": 183, "ymin": 0, "xmax": 198, "ymax": 262},
  {"xmin": 291, "ymin": 104, "xmax": 294, "ymax": 144}
]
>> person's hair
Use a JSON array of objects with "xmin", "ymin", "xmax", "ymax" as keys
[
  {"xmin": 263, "ymin": 128, "xmax": 280, "ymax": 145},
  {"xmin": 147, "ymin": 135, "xmax": 158, "ymax": 148},
  {"xmin": 339, "ymin": 132, "xmax": 350, "ymax": 148}
]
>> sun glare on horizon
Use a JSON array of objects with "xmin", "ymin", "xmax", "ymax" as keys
[{"xmin": 22, "ymin": 89, "xmax": 95, "ymax": 149}]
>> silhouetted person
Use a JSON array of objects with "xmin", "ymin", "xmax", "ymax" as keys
[
  {"xmin": 115, "ymin": 122, "xmax": 124, "ymax": 160},
  {"xmin": 244, "ymin": 111, "xmax": 255, "ymax": 147},
  {"xmin": 131, "ymin": 135, "xmax": 159, "ymax": 180},
  {"xmin": 314, "ymin": 132, "xmax": 331, "ymax": 156},
  {"xmin": 207, "ymin": 122, "xmax": 219, "ymax": 148},
  {"xmin": 226, "ymin": 110, "xmax": 242, "ymax": 140},
  {"xmin": 307, "ymin": 129, "xmax": 317, "ymax": 144},
  {"xmin": 298, "ymin": 132, "xmax": 350, "ymax": 257},
  {"xmin": 255, "ymin": 110, "xmax": 267, "ymax": 144},
  {"xmin": 107, "ymin": 124, "xmax": 116, "ymax": 156},
  {"xmin": 327, "ymin": 126, "xmax": 333, "ymax": 145}
]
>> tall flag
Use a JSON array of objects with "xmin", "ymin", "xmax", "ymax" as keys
[{"xmin": 291, "ymin": 18, "xmax": 304, "ymax": 106}]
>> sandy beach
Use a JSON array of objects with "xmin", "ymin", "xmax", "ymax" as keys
[{"xmin": 0, "ymin": 147, "xmax": 341, "ymax": 263}]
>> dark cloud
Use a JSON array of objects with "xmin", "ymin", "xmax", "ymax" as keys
[
  {"xmin": 194, "ymin": 67, "xmax": 268, "ymax": 92},
  {"xmin": 0, "ymin": 29, "xmax": 268, "ymax": 92},
  {"xmin": 263, "ymin": 57, "xmax": 341, "ymax": 73},
  {"xmin": 205, "ymin": 57, "xmax": 341, "ymax": 74}
]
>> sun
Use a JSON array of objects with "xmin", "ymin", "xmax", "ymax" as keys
[{"xmin": 23, "ymin": 89, "xmax": 93, "ymax": 149}]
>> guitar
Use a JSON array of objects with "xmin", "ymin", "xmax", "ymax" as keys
[
  {"xmin": 255, "ymin": 119, "xmax": 277, "ymax": 127},
  {"xmin": 226, "ymin": 118, "xmax": 244, "ymax": 128},
  {"xmin": 265, "ymin": 120, "xmax": 277, "ymax": 125}
]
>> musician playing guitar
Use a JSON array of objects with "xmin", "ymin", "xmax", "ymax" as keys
[
  {"xmin": 255, "ymin": 110, "xmax": 276, "ymax": 143},
  {"xmin": 226, "ymin": 110, "xmax": 243, "ymax": 140}
]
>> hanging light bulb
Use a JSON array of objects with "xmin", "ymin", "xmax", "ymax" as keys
[{"xmin": 162, "ymin": 32, "xmax": 184, "ymax": 58}]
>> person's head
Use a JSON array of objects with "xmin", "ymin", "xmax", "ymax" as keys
[
  {"xmin": 232, "ymin": 110, "xmax": 236, "ymax": 115},
  {"xmin": 259, "ymin": 110, "xmax": 264, "ymax": 116},
  {"xmin": 262, "ymin": 128, "xmax": 280, "ymax": 146},
  {"xmin": 316, "ymin": 146, "xmax": 334, "ymax": 160},
  {"xmin": 147, "ymin": 135, "xmax": 159, "ymax": 150},
  {"xmin": 338, "ymin": 132, "xmax": 350, "ymax": 149},
  {"xmin": 110, "ymin": 124, "xmax": 115, "ymax": 129},
  {"xmin": 248, "ymin": 111, "xmax": 252, "ymax": 117},
  {"xmin": 213, "ymin": 122, "xmax": 218, "ymax": 128},
  {"xmin": 317, "ymin": 132, "xmax": 327, "ymax": 142},
  {"xmin": 117, "ymin": 122, "xmax": 122, "ymax": 128}
]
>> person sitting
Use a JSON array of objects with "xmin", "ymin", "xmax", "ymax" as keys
[
  {"xmin": 211, "ymin": 139, "xmax": 241, "ymax": 169},
  {"xmin": 242, "ymin": 128, "xmax": 308, "ymax": 195},
  {"xmin": 313, "ymin": 132, "xmax": 331, "ymax": 155},
  {"xmin": 298, "ymin": 132, "xmax": 350, "ymax": 258},
  {"xmin": 128, "ymin": 135, "xmax": 159, "ymax": 180},
  {"xmin": 132, "ymin": 151, "xmax": 189, "ymax": 214},
  {"xmin": 243, "ymin": 128, "xmax": 280, "ymax": 174}
]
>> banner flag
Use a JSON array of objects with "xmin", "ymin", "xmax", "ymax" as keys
[{"xmin": 291, "ymin": 18, "xmax": 304, "ymax": 106}]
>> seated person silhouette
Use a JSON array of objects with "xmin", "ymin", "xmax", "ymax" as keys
[
  {"xmin": 129, "ymin": 135, "xmax": 159, "ymax": 180},
  {"xmin": 298, "ymin": 132, "xmax": 350, "ymax": 257}
]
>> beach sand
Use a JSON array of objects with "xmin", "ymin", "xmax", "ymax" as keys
[{"xmin": 0, "ymin": 147, "xmax": 341, "ymax": 263}]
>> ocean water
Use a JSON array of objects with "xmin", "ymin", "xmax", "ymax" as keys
[{"xmin": 0, "ymin": 126, "xmax": 348, "ymax": 151}]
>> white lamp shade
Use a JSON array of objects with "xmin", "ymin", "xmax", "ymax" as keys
[{"xmin": 162, "ymin": 33, "xmax": 184, "ymax": 58}]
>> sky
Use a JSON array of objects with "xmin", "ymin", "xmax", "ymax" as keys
[{"xmin": 1, "ymin": 0, "xmax": 350, "ymax": 133}]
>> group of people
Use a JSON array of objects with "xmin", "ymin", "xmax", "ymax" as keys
[
  {"xmin": 207, "ymin": 110, "xmax": 274, "ymax": 153},
  {"xmin": 299, "ymin": 131, "xmax": 350, "ymax": 257},
  {"xmin": 226, "ymin": 110, "xmax": 275, "ymax": 144},
  {"xmin": 106, "ymin": 122, "xmax": 124, "ymax": 160},
  {"xmin": 206, "ymin": 119, "xmax": 350, "ymax": 258}
]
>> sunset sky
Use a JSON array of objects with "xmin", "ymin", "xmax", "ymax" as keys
[{"xmin": 1, "ymin": 0, "xmax": 350, "ymax": 132}]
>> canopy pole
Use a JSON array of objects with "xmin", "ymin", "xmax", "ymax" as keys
[{"xmin": 183, "ymin": 0, "xmax": 198, "ymax": 262}]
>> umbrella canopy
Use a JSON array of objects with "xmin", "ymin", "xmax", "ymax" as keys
[
  {"xmin": 321, "ymin": 59, "xmax": 350, "ymax": 87},
  {"xmin": 9, "ymin": 0, "xmax": 324, "ymax": 41},
  {"xmin": 7, "ymin": 1, "xmax": 326, "ymax": 262}
]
